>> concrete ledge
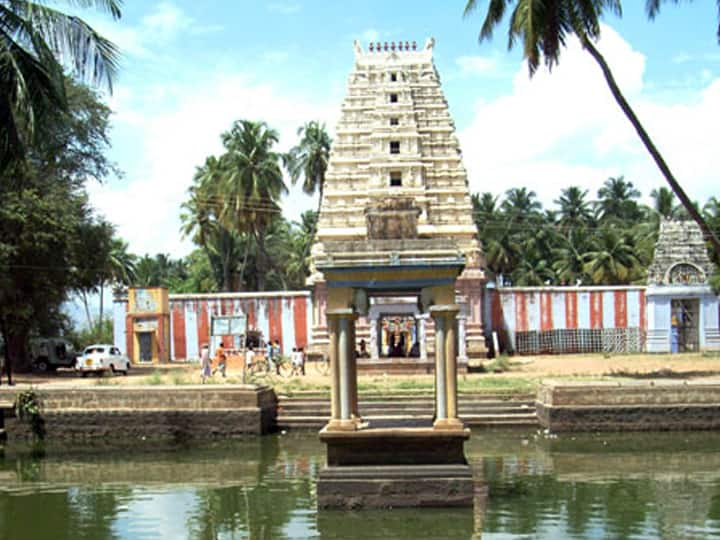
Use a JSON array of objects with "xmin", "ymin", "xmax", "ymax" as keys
[
  {"xmin": 317, "ymin": 464, "xmax": 475, "ymax": 509},
  {"xmin": 537, "ymin": 380, "xmax": 720, "ymax": 432},
  {"xmin": 3, "ymin": 385, "xmax": 277, "ymax": 440}
]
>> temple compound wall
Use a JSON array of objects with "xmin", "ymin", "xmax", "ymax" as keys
[
  {"xmin": 486, "ymin": 220, "xmax": 719, "ymax": 355},
  {"xmin": 113, "ymin": 290, "xmax": 312, "ymax": 362}
]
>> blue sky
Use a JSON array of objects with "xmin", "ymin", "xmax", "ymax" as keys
[{"xmin": 78, "ymin": 1, "xmax": 720, "ymax": 258}]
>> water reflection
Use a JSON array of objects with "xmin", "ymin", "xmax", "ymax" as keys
[{"xmin": 0, "ymin": 430, "xmax": 719, "ymax": 539}]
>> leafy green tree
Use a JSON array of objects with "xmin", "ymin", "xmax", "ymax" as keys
[
  {"xmin": 0, "ymin": 79, "xmax": 117, "ymax": 375},
  {"xmin": 463, "ymin": 0, "xmax": 720, "ymax": 256},
  {"xmin": 72, "ymin": 217, "xmax": 115, "ymax": 329},
  {"xmin": 0, "ymin": 0, "xmax": 121, "ymax": 171}
]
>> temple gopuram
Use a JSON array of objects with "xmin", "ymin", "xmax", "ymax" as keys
[{"xmin": 307, "ymin": 38, "xmax": 486, "ymax": 372}]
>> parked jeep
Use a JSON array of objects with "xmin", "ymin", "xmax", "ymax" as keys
[{"xmin": 29, "ymin": 338, "xmax": 78, "ymax": 372}]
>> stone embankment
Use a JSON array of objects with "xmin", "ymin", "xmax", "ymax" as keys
[
  {"xmin": 1, "ymin": 385, "xmax": 276, "ymax": 440},
  {"xmin": 537, "ymin": 380, "xmax": 720, "ymax": 431},
  {"xmin": 277, "ymin": 392, "xmax": 538, "ymax": 430}
]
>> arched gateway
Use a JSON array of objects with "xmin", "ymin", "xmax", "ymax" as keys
[{"xmin": 313, "ymin": 39, "xmax": 484, "ymax": 508}]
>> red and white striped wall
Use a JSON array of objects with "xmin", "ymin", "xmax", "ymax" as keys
[
  {"xmin": 114, "ymin": 291, "xmax": 312, "ymax": 361},
  {"xmin": 487, "ymin": 286, "xmax": 646, "ymax": 349}
]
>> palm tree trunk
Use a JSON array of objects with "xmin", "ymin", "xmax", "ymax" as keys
[
  {"xmin": 81, "ymin": 290, "xmax": 94, "ymax": 329},
  {"xmin": 581, "ymin": 36, "xmax": 720, "ymax": 257},
  {"xmin": 98, "ymin": 276, "xmax": 105, "ymax": 330},
  {"xmin": 255, "ymin": 230, "xmax": 267, "ymax": 292}
]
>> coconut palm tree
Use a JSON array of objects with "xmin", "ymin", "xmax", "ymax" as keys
[
  {"xmin": 555, "ymin": 186, "xmax": 594, "ymax": 228},
  {"xmin": 463, "ymin": 0, "xmax": 720, "ymax": 256},
  {"xmin": 0, "ymin": 0, "xmax": 122, "ymax": 171},
  {"xmin": 181, "ymin": 156, "xmax": 246, "ymax": 291},
  {"xmin": 221, "ymin": 120, "xmax": 287, "ymax": 291},
  {"xmin": 553, "ymin": 228, "xmax": 592, "ymax": 285},
  {"xmin": 596, "ymin": 176, "xmax": 641, "ymax": 223},
  {"xmin": 583, "ymin": 227, "xmax": 641, "ymax": 284},
  {"xmin": 97, "ymin": 237, "xmax": 136, "ymax": 326},
  {"xmin": 285, "ymin": 121, "xmax": 332, "ymax": 217},
  {"xmin": 501, "ymin": 187, "xmax": 542, "ymax": 220},
  {"xmin": 650, "ymin": 186, "xmax": 677, "ymax": 219}
]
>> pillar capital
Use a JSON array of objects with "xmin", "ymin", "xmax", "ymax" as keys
[
  {"xmin": 429, "ymin": 304, "xmax": 460, "ymax": 318},
  {"xmin": 326, "ymin": 308, "xmax": 358, "ymax": 320}
]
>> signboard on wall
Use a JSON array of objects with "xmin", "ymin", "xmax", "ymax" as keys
[{"xmin": 211, "ymin": 315, "xmax": 247, "ymax": 336}]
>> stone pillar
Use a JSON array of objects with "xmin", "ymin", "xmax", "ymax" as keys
[
  {"xmin": 339, "ymin": 316, "xmax": 351, "ymax": 421},
  {"xmin": 418, "ymin": 314, "xmax": 428, "ymax": 361},
  {"xmin": 433, "ymin": 311, "xmax": 447, "ymax": 421},
  {"xmin": 348, "ymin": 316, "xmax": 359, "ymax": 419},
  {"xmin": 369, "ymin": 317, "xmax": 379, "ymax": 361},
  {"xmin": 430, "ymin": 305, "xmax": 463, "ymax": 430},
  {"xmin": 325, "ymin": 308, "xmax": 357, "ymax": 431},
  {"xmin": 458, "ymin": 314, "xmax": 468, "ymax": 365},
  {"xmin": 328, "ymin": 316, "xmax": 340, "ymax": 421}
]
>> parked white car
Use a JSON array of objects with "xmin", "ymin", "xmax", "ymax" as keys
[{"xmin": 76, "ymin": 344, "xmax": 131, "ymax": 376}]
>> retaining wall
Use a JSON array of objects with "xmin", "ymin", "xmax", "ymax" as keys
[
  {"xmin": 537, "ymin": 380, "xmax": 720, "ymax": 431},
  {"xmin": 2, "ymin": 385, "xmax": 277, "ymax": 440}
]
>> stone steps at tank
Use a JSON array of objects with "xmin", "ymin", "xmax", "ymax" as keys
[{"xmin": 276, "ymin": 394, "xmax": 538, "ymax": 430}]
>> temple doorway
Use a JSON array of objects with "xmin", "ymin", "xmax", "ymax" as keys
[
  {"xmin": 379, "ymin": 316, "xmax": 419, "ymax": 358},
  {"xmin": 367, "ymin": 297, "xmax": 426, "ymax": 362},
  {"xmin": 671, "ymin": 298, "xmax": 700, "ymax": 352}
]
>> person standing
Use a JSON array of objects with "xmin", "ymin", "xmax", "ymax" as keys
[
  {"xmin": 200, "ymin": 344, "xmax": 212, "ymax": 383},
  {"xmin": 273, "ymin": 340, "xmax": 282, "ymax": 374},
  {"xmin": 266, "ymin": 339, "xmax": 275, "ymax": 374},
  {"xmin": 213, "ymin": 343, "xmax": 227, "ymax": 378},
  {"xmin": 245, "ymin": 346, "xmax": 255, "ymax": 373}
]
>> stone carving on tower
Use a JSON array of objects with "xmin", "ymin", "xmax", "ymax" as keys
[{"xmin": 308, "ymin": 39, "xmax": 487, "ymax": 360}]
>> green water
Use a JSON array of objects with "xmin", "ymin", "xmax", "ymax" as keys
[{"xmin": 1, "ymin": 430, "xmax": 720, "ymax": 539}]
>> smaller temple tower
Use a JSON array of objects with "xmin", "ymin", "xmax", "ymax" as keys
[{"xmin": 646, "ymin": 219, "xmax": 719, "ymax": 352}]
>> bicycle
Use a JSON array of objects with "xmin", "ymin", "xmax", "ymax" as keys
[{"xmin": 306, "ymin": 352, "xmax": 330, "ymax": 376}]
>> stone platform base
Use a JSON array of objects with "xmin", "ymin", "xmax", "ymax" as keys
[
  {"xmin": 537, "ymin": 380, "xmax": 720, "ymax": 432},
  {"xmin": 317, "ymin": 464, "xmax": 474, "ymax": 509},
  {"xmin": 318, "ymin": 425, "xmax": 474, "ymax": 508}
]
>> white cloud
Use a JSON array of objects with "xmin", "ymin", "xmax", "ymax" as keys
[
  {"xmin": 90, "ymin": 74, "xmax": 337, "ymax": 257},
  {"xmin": 84, "ymin": 2, "xmax": 221, "ymax": 61},
  {"xmin": 142, "ymin": 2, "xmax": 192, "ymax": 38},
  {"xmin": 455, "ymin": 55, "xmax": 497, "ymax": 76},
  {"xmin": 459, "ymin": 24, "xmax": 720, "ymax": 210}
]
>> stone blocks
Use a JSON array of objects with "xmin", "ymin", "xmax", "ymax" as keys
[
  {"xmin": 3, "ymin": 385, "xmax": 277, "ymax": 440},
  {"xmin": 537, "ymin": 380, "xmax": 720, "ymax": 432}
]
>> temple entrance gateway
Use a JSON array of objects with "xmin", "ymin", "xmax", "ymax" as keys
[{"xmin": 311, "ymin": 39, "xmax": 483, "ymax": 509}]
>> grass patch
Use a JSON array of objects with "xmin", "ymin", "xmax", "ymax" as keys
[
  {"xmin": 481, "ymin": 354, "xmax": 512, "ymax": 373},
  {"xmin": 170, "ymin": 372, "xmax": 188, "ymax": 385},
  {"xmin": 145, "ymin": 370, "xmax": 164, "ymax": 385}
]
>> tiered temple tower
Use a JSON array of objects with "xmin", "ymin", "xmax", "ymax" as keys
[{"xmin": 308, "ymin": 39, "xmax": 486, "ymax": 365}]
